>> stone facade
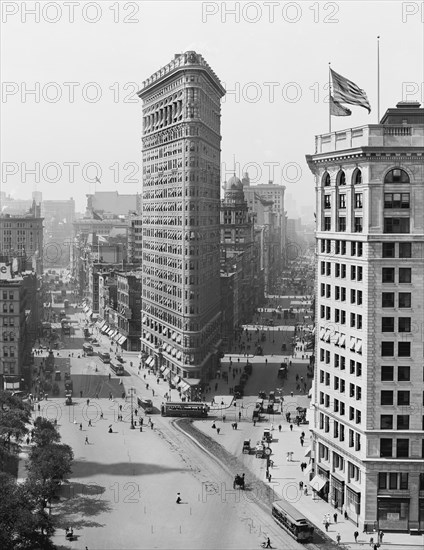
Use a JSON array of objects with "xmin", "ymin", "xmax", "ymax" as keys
[{"xmin": 306, "ymin": 102, "xmax": 424, "ymax": 532}]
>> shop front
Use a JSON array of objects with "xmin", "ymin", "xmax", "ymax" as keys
[
  {"xmin": 377, "ymin": 497, "xmax": 409, "ymax": 531},
  {"xmin": 331, "ymin": 474, "xmax": 345, "ymax": 511},
  {"xmin": 346, "ymin": 486, "xmax": 361, "ymax": 525}
]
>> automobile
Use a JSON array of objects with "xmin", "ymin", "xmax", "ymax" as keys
[
  {"xmin": 54, "ymin": 371, "xmax": 61, "ymax": 381},
  {"xmin": 242, "ymin": 439, "xmax": 251, "ymax": 454},
  {"xmin": 258, "ymin": 390, "xmax": 267, "ymax": 400},
  {"xmin": 64, "ymin": 372, "xmax": 71, "ymax": 380},
  {"xmin": 116, "ymin": 354, "xmax": 124, "ymax": 363}
]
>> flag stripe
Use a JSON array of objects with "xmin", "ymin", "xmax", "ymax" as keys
[
  {"xmin": 330, "ymin": 69, "xmax": 371, "ymax": 113},
  {"xmin": 330, "ymin": 96, "xmax": 352, "ymax": 117}
]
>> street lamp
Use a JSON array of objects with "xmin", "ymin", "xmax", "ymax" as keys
[{"xmin": 129, "ymin": 387, "xmax": 136, "ymax": 429}]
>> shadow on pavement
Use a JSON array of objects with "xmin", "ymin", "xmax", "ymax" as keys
[{"xmin": 71, "ymin": 460, "xmax": 187, "ymax": 478}]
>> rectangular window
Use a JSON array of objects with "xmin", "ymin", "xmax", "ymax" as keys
[
  {"xmin": 341, "ymin": 241, "xmax": 346, "ymax": 255},
  {"xmin": 384, "ymin": 193, "xmax": 410, "ymax": 209},
  {"xmin": 398, "ymin": 342, "xmax": 410, "ymax": 357},
  {"xmin": 356, "ymin": 362, "xmax": 362, "ymax": 377},
  {"xmin": 341, "ymin": 311, "xmax": 346, "ymax": 324},
  {"xmin": 382, "ymin": 317, "xmax": 395, "ymax": 332},
  {"xmin": 381, "ymin": 365, "xmax": 394, "ymax": 381},
  {"xmin": 384, "ymin": 218, "xmax": 410, "ymax": 233},
  {"xmin": 382, "ymin": 293, "xmax": 395, "ymax": 307},
  {"xmin": 354, "ymin": 193, "xmax": 363, "ymax": 208},
  {"xmin": 378, "ymin": 472, "xmax": 387, "ymax": 489},
  {"xmin": 399, "ymin": 243, "xmax": 411, "ymax": 258},
  {"xmin": 326, "ymin": 284, "xmax": 331, "ymax": 298},
  {"xmin": 335, "ymin": 286, "xmax": 340, "ymax": 300},
  {"xmin": 380, "ymin": 415, "xmax": 393, "ymax": 429},
  {"xmin": 351, "ymin": 266, "xmax": 356, "ymax": 280},
  {"xmin": 357, "ymin": 290, "xmax": 363, "ymax": 305},
  {"xmin": 325, "ymin": 373, "xmax": 330, "ymax": 386},
  {"xmin": 341, "ymin": 265, "xmax": 346, "ymax": 278},
  {"xmin": 398, "ymin": 366, "xmax": 410, "ymax": 381},
  {"xmin": 397, "ymin": 415, "xmax": 410, "ymax": 430},
  {"xmin": 326, "ymin": 306, "xmax": 331, "ymax": 320},
  {"xmin": 398, "ymin": 318, "xmax": 411, "ymax": 333},
  {"xmin": 381, "ymin": 342, "xmax": 394, "ymax": 356},
  {"xmin": 399, "ymin": 473, "xmax": 408, "ymax": 490},
  {"xmin": 354, "ymin": 217, "xmax": 363, "ymax": 232},
  {"xmin": 326, "ymin": 262, "xmax": 331, "ymax": 276},
  {"xmin": 324, "ymin": 195, "xmax": 331, "ymax": 209},
  {"xmin": 338, "ymin": 217, "xmax": 346, "ymax": 232},
  {"xmin": 340, "ymin": 357, "xmax": 345, "ymax": 370},
  {"xmin": 339, "ymin": 194, "xmax": 346, "ymax": 209},
  {"xmin": 324, "ymin": 217, "xmax": 331, "ymax": 231},
  {"xmin": 380, "ymin": 438, "xmax": 393, "ymax": 457},
  {"xmin": 335, "ymin": 263, "xmax": 340, "ymax": 277},
  {"xmin": 382, "ymin": 242, "xmax": 395, "ymax": 258},
  {"xmin": 398, "ymin": 268, "xmax": 411, "ymax": 283},
  {"xmin": 357, "ymin": 242, "xmax": 363, "ymax": 257},
  {"xmin": 335, "ymin": 240, "xmax": 340, "ymax": 254},
  {"xmin": 381, "ymin": 390, "xmax": 394, "ymax": 405},
  {"xmin": 321, "ymin": 283, "xmax": 325, "ymax": 297},
  {"xmin": 321, "ymin": 261, "xmax": 325, "ymax": 275},
  {"xmin": 350, "ymin": 289, "xmax": 356, "ymax": 303},
  {"xmin": 351, "ymin": 242, "xmax": 356, "ymax": 256},
  {"xmin": 357, "ymin": 266, "xmax": 363, "ymax": 281},
  {"xmin": 399, "ymin": 293, "xmax": 411, "ymax": 308},
  {"xmin": 396, "ymin": 439, "xmax": 409, "ymax": 458},
  {"xmin": 397, "ymin": 391, "xmax": 410, "ymax": 406},
  {"xmin": 389, "ymin": 472, "xmax": 398, "ymax": 490},
  {"xmin": 340, "ymin": 402, "xmax": 345, "ymax": 415},
  {"xmin": 350, "ymin": 313, "xmax": 355, "ymax": 328},
  {"xmin": 382, "ymin": 268, "xmax": 395, "ymax": 283},
  {"xmin": 341, "ymin": 288, "xmax": 346, "ymax": 301}
]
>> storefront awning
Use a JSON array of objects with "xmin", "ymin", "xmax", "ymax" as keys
[
  {"xmin": 166, "ymin": 344, "xmax": 172, "ymax": 353},
  {"xmin": 118, "ymin": 336, "xmax": 127, "ymax": 345},
  {"xmin": 142, "ymin": 316, "xmax": 147, "ymax": 323},
  {"xmin": 83, "ymin": 306, "xmax": 89, "ymax": 313},
  {"xmin": 160, "ymin": 365, "xmax": 166, "ymax": 372},
  {"xmin": 180, "ymin": 381, "xmax": 190, "ymax": 391},
  {"xmin": 146, "ymin": 356, "xmax": 154, "ymax": 366},
  {"xmin": 113, "ymin": 333, "xmax": 121, "ymax": 342},
  {"xmin": 309, "ymin": 475, "xmax": 328, "ymax": 492},
  {"xmin": 101, "ymin": 325, "xmax": 109, "ymax": 334},
  {"xmin": 172, "ymin": 375, "xmax": 180, "ymax": 385},
  {"xmin": 304, "ymin": 447, "xmax": 312, "ymax": 457},
  {"xmin": 355, "ymin": 340, "xmax": 362, "ymax": 353},
  {"xmin": 172, "ymin": 332, "xmax": 177, "ymax": 340},
  {"xmin": 176, "ymin": 351, "xmax": 182, "ymax": 359},
  {"xmin": 163, "ymin": 367, "xmax": 170, "ymax": 376},
  {"xmin": 97, "ymin": 320, "xmax": 106, "ymax": 328},
  {"xmin": 87, "ymin": 309, "xmax": 93, "ymax": 317}
]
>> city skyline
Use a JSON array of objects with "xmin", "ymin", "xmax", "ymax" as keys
[{"xmin": 2, "ymin": 1, "xmax": 423, "ymax": 212}]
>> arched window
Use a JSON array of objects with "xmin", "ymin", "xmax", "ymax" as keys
[
  {"xmin": 384, "ymin": 169, "xmax": 410, "ymax": 184},
  {"xmin": 352, "ymin": 169, "xmax": 362, "ymax": 185},
  {"xmin": 337, "ymin": 170, "xmax": 346, "ymax": 186},
  {"xmin": 323, "ymin": 172, "xmax": 331, "ymax": 187}
]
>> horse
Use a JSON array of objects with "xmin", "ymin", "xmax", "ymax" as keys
[{"xmin": 233, "ymin": 474, "xmax": 245, "ymax": 490}]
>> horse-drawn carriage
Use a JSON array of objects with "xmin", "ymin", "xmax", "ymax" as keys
[
  {"xmin": 255, "ymin": 442, "xmax": 266, "ymax": 458},
  {"xmin": 242, "ymin": 439, "xmax": 251, "ymax": 454},
  {"xmin": 233, "ymin": 474, "xmax": 245, "ymax": 490}
]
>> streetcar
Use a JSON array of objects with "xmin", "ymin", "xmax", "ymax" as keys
[
  {"xmin": 98, "ymin": 351, "xmax": 111, "ymax": 364},
  {"xmin": 82, "ymin": 343, "xmax": 94, "ymax": 356},
  {"xmin": 161, "ymin": 402, "xmax": 209, "ymax": 418},
  {"xmin": 137, "ymin": 397, "xmax": 153, "ymax": 413},
  {"xmin": 271, "ymin": 500, "xmax": 314, "ymax": 542},
  {"xmin": 110, "ymin": 361, "xmax": 125, "ymax": 375}
]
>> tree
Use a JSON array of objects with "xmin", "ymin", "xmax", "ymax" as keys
[
  {"xmin": 0, "ymin": 472, "xmax": 55, "ymax": 550},
  {"xmin": 32, "ymin": 417, "xmax": 61, "ymax": 447},
  {"xmin": 27, "ymin": 443, "xmax": 74, "ymax": 507},
  {"xmin": 0, "ymin": 391, "xmax": 31, "ymax": 471}
]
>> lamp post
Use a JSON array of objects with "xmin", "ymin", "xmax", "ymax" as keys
[{"xmin": 129, "ymin": 387, "xmax": 136, "ymax": 429}]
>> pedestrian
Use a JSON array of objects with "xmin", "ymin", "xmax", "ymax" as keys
[
  {"xmin": 234, "ymin": 422, "xmax": 237, "ymax": 430},
  {"xmin": 119, "ymin": 404, "xmax": 123, "ymax": 411},
  {"xmin": 88, "ymin": 420, "xmax": 92, "ymax": 427},
  {"xmin": 150, "ymin": 422, "xmax": 154, "ymax": 429},
  {"xmin": 152, "ymin": 389, "xmax": 155, "ymax": 396},
  {"xmin": 290, "ymin": 391, "xmax": 294, "ymax": 397},
  {"xmin": 146, "ymin": 383, "xmax": 149, "ymax": 390},
  {"xmin": 216, "ymin": 427, "xmax": 220, "ymax": 434},
  {"xmin": 300, "ymin": 437, "xmax": 304, "ymax": 447},
  {"xmin": 336, "ymin": 533, "xmax": 341, "ymax": 545},
  {"xmin": 290, "ymin": 424, "xmax": 293, "ymax": 431},
  {"xmin": 80, "ymin": 390, "xmax": 83, "ymax": 398},
  {"xmin": 333, "ymin": 512, "xmax": 338, "ymax": 523},
  {"xmin": 378, "ymin": 530, "xmax": 384, "ymax": 544},
  {"xmin": 176, "ymin": 492, "xmax": 181, "ymax": 504},
  {"xmin": 37, "ymin": 403, "xmax": 41, "ymax": 412},
  {"xmin": 369, "ymin": 537, "xmax": 374, "ymax": 547},
  {"xmin": 354, "ymin": 530, "xmax": 359, "ymax": 543},
  {"xmin": 325, "ymin": 521, "xmax": 329, "ymax": 532},
  {"xmin": 222, "ymin": 415, "xmax": 226, "ymax": 423},
  {"xmin": 238, "ymin": 411, "xmax": 241, "ymax": 421},
  {"xmin": 100, "ymin": 412, "xmax": 103, "ymax": 419},
  {"xmin": 85, "ymin": 436, "xmax": 89, "ymax": 444},
  {"xmin": 134, "ymin": 409, "xmax": 138, "ymax": 416},
  {"xmin": 79, "ymin": 423, "xmax": 82, "ymax": 430},
  {"xmin": 86, "ymin": 399, "xmax": 90, "ymax": 406},
  {"xmin": 278, "ymin": 424, "xmax": 282, "ymax": 432},
  {"xmin": 265, "ymin": 536, "xmax": 271, "ymax": 548},
  {"xmin": 299, "ymin": 481, "xmax": 303, "ymax": 490},
  {"xmin": 268, "ymin": 472, "xmax": 272, "ymax": 482}
]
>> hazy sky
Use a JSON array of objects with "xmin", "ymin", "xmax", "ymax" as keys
[{"xmin": 1, "ymin": 1, "xmax": 423, "ymax": 216}]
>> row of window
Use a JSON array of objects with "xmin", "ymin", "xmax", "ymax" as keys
[
  {"xmin": 322, "ymin": 168, "xmax": 410, "ymax": 187},
  {"xmin": 320, "ymin": 239, "xmax": 364, "ymax": 257},
  {"xmin": 319, "ymin": 306, "xmax": 363, "ymax": 329},
  {"xmin": 318, "ymin": 446, "xmax": 361, "ymax": 483},
  {"xmin": 381, "ymin": 317, "xmax": 411, "ymax": 332},
  {"xmin": 319, "ymin": 413, "xmax": 361, "ymax": 450},
  {"xmin": 382, "ymin": 268, "xmax": 412, "ymax": 284},
  {"xmin": 380, "ymin": 438, "xmax": 410, "ymax": 458},
  {"xmin": 323, "ymin": 193, "xmax": 363, "ymax": 209},
  {"xmin": 380, "ymin": 390, "xmax": 411, "ymax": 406},
  {"xmin": 381, "ymin": 365, "xmax": 413, "ymax": 381},
  {"xmin": 320, "ymin": 393, "xmax": 362, "ymax": 420},
  {"xmin": 323, "ymin": 216, "xmax": 363, "ymax": 232},
  {"xmin": 320, "ymin": 262, "xmax": 363, "ymax": 280},
  {"xmin": 382, "ymin": 242, "xmax": 412, "ymax": 258},
  {"xmin": 2, "ymin": 304, "xmax": 15, "ymax": 313},
  {"xmin": 381, "ymin": 341, "xmax": 411, "ymax": 357},
  {"xmin": 380, "ymin": 414, "xmax": 415, "ymax": 430},
  {"xmin": 378, "ymin": 472, "xmax": 409, "ymax": 490},
  {"xmin": 2, "ymin": 347, "xmax": 16, "ymax": 357},
  {"xmin": 1, "ymin": 292, "xmax": 16, "ymax": 300},
  {"xmin": 319, "ymin": 370, "xmax": 362, "ymax": 398},
  {"xmin": 382, "ymin": 292, "xmax": 411, "ymax": 308},
  {"xmin": 321, "ymin": 284, "xmax": 364, "ymax": 305}
]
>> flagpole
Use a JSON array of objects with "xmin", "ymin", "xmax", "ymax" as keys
[
  {"xmin": 328, "ymin": 62, "xmax": 332, "ymax": 133},
  {"xmin": 377, "ymin": 36, "xmax": 380, "ymax": 122}
]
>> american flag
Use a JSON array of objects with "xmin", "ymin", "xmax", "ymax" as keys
[
  {"xmin": 330, "ymin": 69, "xmax": 371, "ymax": 113},
  {"xmin": 330, "ymin": 96, "xmax": 352, "ymax": 117}
]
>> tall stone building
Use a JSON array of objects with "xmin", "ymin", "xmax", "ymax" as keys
[
  {"xmin": 306, "ymin": 102, "xmax": 424, "ymax": 532},
  {"xmin": 137, "ymin": 51, "xmax": 225, "ymax": 391}
]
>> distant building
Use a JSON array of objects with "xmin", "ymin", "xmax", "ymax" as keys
[
  {"xmin": 0, "ymin": 267, "xmax": 39, "ymax": 391},
  {"xmin": 86, "ymin": 192, "xmax": 141, "ymax": 216},
  {"xmin": 41, "ymin": 198, "xmax": 75, "ymax": 267},
  {"xmin": 0, "ymin": 201, "xmax": 44, "ymax": 274}
]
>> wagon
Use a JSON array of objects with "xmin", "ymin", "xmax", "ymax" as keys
[{"xmin": 242, "ymin": 439, "xmax": 251, "ymax": 454}]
